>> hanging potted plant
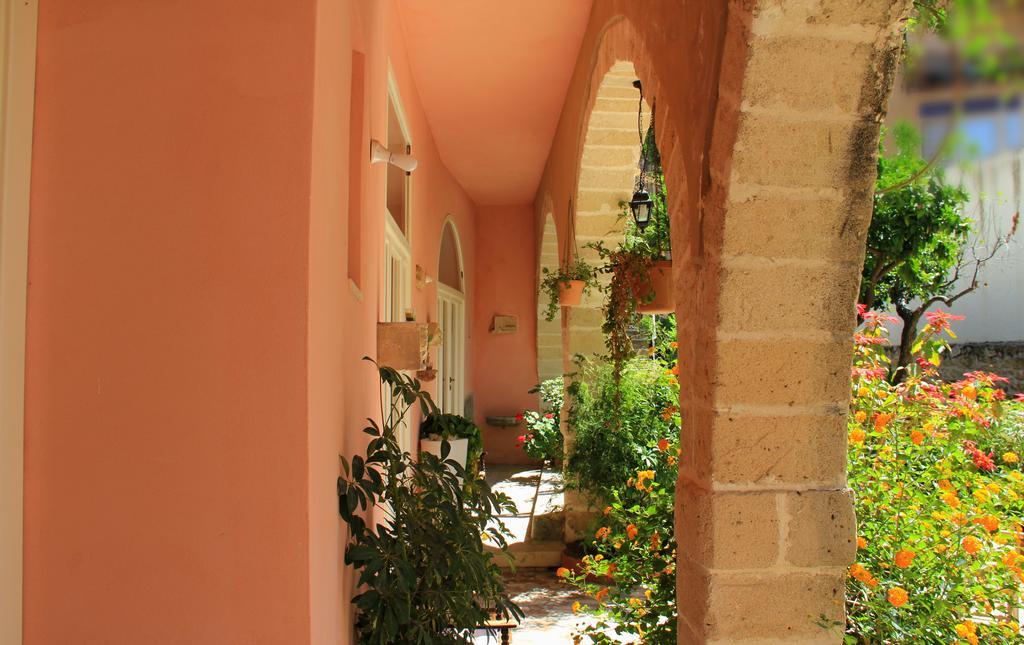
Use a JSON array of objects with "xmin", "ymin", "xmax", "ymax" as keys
[
  {"xmin": 539, "ymin": 198, "xmax": 600, "ymax": 321},
  {"xmin": 627, "ymin": 99, "xmax": 672, "ymax": 315},
  {"xmin": 588, "ymin": 90, "xmax": 674, "ymax": 383},
  {"xmin": 539, "ymin": 257, "xmax": 599, "ymax": 321}
]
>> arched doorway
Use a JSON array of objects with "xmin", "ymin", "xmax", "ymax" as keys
[
  {"xmin": 536, "ymin": 212, "xmax": 562, "ymax": 382},
  {"xmin": 436, "ymin": 219, "xmax": 465, "ymax": 415}
]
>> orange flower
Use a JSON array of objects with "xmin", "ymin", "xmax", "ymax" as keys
[
  {"xmin": 887, "ymin": 587, "xmax": 909, "ymax": 607},
  {"xmin": 594, "ymin": 587, "xmax": 609, "ymax": 602},
  {"xmin": 857, "ymin": 536, "xmax": 867, "ymax": 549},
  {"xmin": 849, "ymin": 428, "xmax": 866, "ymax": 444},
  {"xmin": 962, "ymin": 536, "xmax": 983, "ymax": 555},
  {"xmin": 571, "ymin": 601, "xmax": 581, "ymax": 613},
  {"xmin": 650, "ymin": 532, "xmax": 661, "ymax": 549},
  {"xmin": 910, "ymin": 430, "xmax": 924, "ymax": 445},
  {"xmin": 669, "ymin": 341, "xmax": 678, "ymax": 349},
  {"xmin": 849, "ymin": 563, "xmax": 877, "ymax": 587},
  {"xmin": 941, "ymin": 491, "xmax": 960, "ymax": 508},
  {"xmin": 596, "ymin": 527, "xmax": 610, "ymax": 540},
  {"xmin": 556, "ymin": 567, "xmax": 570, "ymax": 578},
  {"xmin": 873, "ymin": 413, "xmax": 893, "ymax": 431},
  {"xmin": 894, "ymin": 549, "xmax": 916, "ymax": 568},
  {"xmin": 626, "ymin": 524, "xmax": 638, "ymax": 540},
  {"xmin": 854, "ymin": 410, "xmax": 868, "ymax": 423},
  {"xmin": 603, "ymin": 506, "xmax": 612, "ymax": 516},
  {"xmin": 974, "ymin": 515, "xmax": 1000, "ymax": 533},
  {"xmin": 657, "ymin": 438, "xmax": 671, "ymax": 452}
]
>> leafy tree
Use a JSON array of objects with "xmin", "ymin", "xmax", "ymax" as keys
[{"xmin": 860, "ymin": 123, "xmax": 1017, "ymax": 380}]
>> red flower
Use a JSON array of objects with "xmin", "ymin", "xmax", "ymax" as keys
[
  {"xmin": 1015, "ymin": 393, "xmax": 1024, "ymax": 402},
  {"xmin": 856, "ymin": 303, "xmax": 868, "ymax": 317},
  {"xmin": 544, "ymin": 413, "xmax": 555, "ymax": 419},
  {"xmin": 514, "ymin": 413, "xmax": 524, "ymax": 422},
  {"xmin": 516, "ymin": 434, "xmax": 527, "ymax": 446},
  {"xmin": 924, "ymin": 309, "xmax": 964, "ymax": 333}
]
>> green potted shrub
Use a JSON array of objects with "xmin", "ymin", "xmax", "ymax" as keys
[
  {"xmin": 420, "ymin": 412, "xmax": 483, "ymax": 474},
  {"xmin": 539, "ymin": 257, "xmax": 599, "ymax": 321},
  {"xmin": 338, "ymin": 360, "xmax": 523, "ymax": 642}
]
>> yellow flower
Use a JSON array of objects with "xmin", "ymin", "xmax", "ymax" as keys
[
  {"xmin": 941, "ymin": 492, "xmax": 960, "ymax": 508},
  {"xmin": 857, "ymin": 387, "xmax": 870, "ymax": 398},
  {"xmin": 854, "ymin": 409, "xmax": 868, "ymax": 422},
  {"xmin": 973, "ymin": 488, "xmax": 991, "ymax": 504},
  {"xmin": 887, "ymin": 587, "xmax": 909, "ymax": 607},
  {"xmin": 628, "ymin": 597, "xmax": 642, "ymax": 607},
  {"xmin": 1003, "ymin": 452, "xmax": 1019, "ymax": 464},
  {"xmin": 571, "ymin": 601, "xmax": 581, "ymax": 613},
  {"xmin": 934, "ymin": 544, "xmax": 948, "ymax": 554},
  {"xmin": 644, "ymin": 589, "xmax": 653, "ymax": 600}
]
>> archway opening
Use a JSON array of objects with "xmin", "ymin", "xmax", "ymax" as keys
[{"xmin": 436, "ymin": 220, "xmax": 465, "ymax": 415}]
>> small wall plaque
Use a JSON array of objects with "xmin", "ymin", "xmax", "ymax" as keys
[{"xmin": 490, "ymin": 314, "xmax": 518, "ymax": 334}]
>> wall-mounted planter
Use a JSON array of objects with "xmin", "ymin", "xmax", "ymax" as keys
[
  {"xmin": 485, "ymin": 415, "xmax": 521, "ymax": 428},
  {"xmin": 557, "ymin": 280, "xmax": 586, "ymax": 307},
  {"xmin": 637, "ymin": 260, "xmax": 673, "ymax": 314},
  {"xmin": 377, "ymin": 322, "xmax": 428, "ymax": 370}
]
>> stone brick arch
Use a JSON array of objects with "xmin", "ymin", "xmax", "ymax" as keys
[{"xmin": 536, "ymin": 3, "xmax": 913, "ymax": 642}]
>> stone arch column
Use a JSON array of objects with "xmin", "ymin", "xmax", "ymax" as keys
[
  {"xmin": 536, "ymin": 212, "xmax": 562, "ymax": 383},
  {"xmin": 670, "ymin": 2, "xmax": 913, "ymax": 643}
]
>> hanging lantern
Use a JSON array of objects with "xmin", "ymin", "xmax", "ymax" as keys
[{"xmin": 629, "ymin": 189, "xmax": 654, "ymax": 230}]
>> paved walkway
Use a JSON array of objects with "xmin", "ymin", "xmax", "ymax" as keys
[
  {"xmin": 475, "ymin": 465, "xmax": 602, "ymax": 643},
  {"xmin": 473, "ymin": 568, "xmax": 595, "ymax": 644}
]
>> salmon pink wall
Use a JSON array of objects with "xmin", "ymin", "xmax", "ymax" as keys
[
  {"xmin": 25, "ymin": 2, "xmax": 317, "ymax": 644},
  {"xmin": 24, "ymin": 0, "xmax": 482, "ymax": 643},
  {"xmin": 473, "ymin": 206, "xmax": 539, "ymax": 464}
]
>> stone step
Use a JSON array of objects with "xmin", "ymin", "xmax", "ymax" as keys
[{"xmin": 488, "ymin": 540, "xmax": 564, "ymax": 569}]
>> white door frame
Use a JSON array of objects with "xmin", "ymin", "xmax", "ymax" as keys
[
  {"xmin": 1, "ymin": 0, "xmax": 38, "ymax": 642},
  {"xmin": 436, "ymin": 283, "xmax": 465, "ymax": 416}
]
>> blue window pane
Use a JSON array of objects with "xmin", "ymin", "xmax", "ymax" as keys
[
  {"xmin": 1005, "ymin": 113, "xmax": 1023, "ymax": 151},
  {"xmin": 960, "ymin": 117, "xmax": 998, "ymax": 158}
]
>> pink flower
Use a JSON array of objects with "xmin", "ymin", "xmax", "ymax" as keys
[
  {"xmin": 924, "ymin": 309, "xmax": 964, "ymax": 333},
  {"xmin": 854, "ymin": 333, "xmax": 887, "ymax": 346}
]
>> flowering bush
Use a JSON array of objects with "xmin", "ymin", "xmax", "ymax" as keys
[
  {"xmin": 516, "ymin": 377, "xmax": 565, "ymax": 463},
  {"xmin": 559, "ymin": 436, "xmax": 679, "ymax": 644},
  {"xmin": 847, "ymin": 308, "xmax": 1024, "ymax": 643},
  {"xmin": 556, "ymin": 350, "xmax": 680, "ymax": 644},
  {"xmin": 565, "ymin": 356, "xmax": 680, "ymax": 502},
  {"xmin": 517, "ymin": 410, "xmax": 562, "ymax": 462}
]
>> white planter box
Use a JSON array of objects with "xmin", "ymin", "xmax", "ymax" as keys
[{"xmin": 419, "ymin": 437, "xmax": 469, "ymax": 472}]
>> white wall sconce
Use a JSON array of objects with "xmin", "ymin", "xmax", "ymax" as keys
[{"xmin": 370, "ymin": 139, "xmax": 418, "ymax": 173}]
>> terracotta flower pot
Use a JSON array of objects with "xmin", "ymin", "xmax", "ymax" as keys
[
  {"xmin": 557, "ymin": 280, "xmax": 586, "ymax": 307},
  {"xmin": 637, "ymin": 260, "xmax": 673, "ymax": 314}
]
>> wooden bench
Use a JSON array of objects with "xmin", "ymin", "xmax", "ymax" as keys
[{"xmin": 480, "ymin": 611, "xmax": 517, "ymax": 644}]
